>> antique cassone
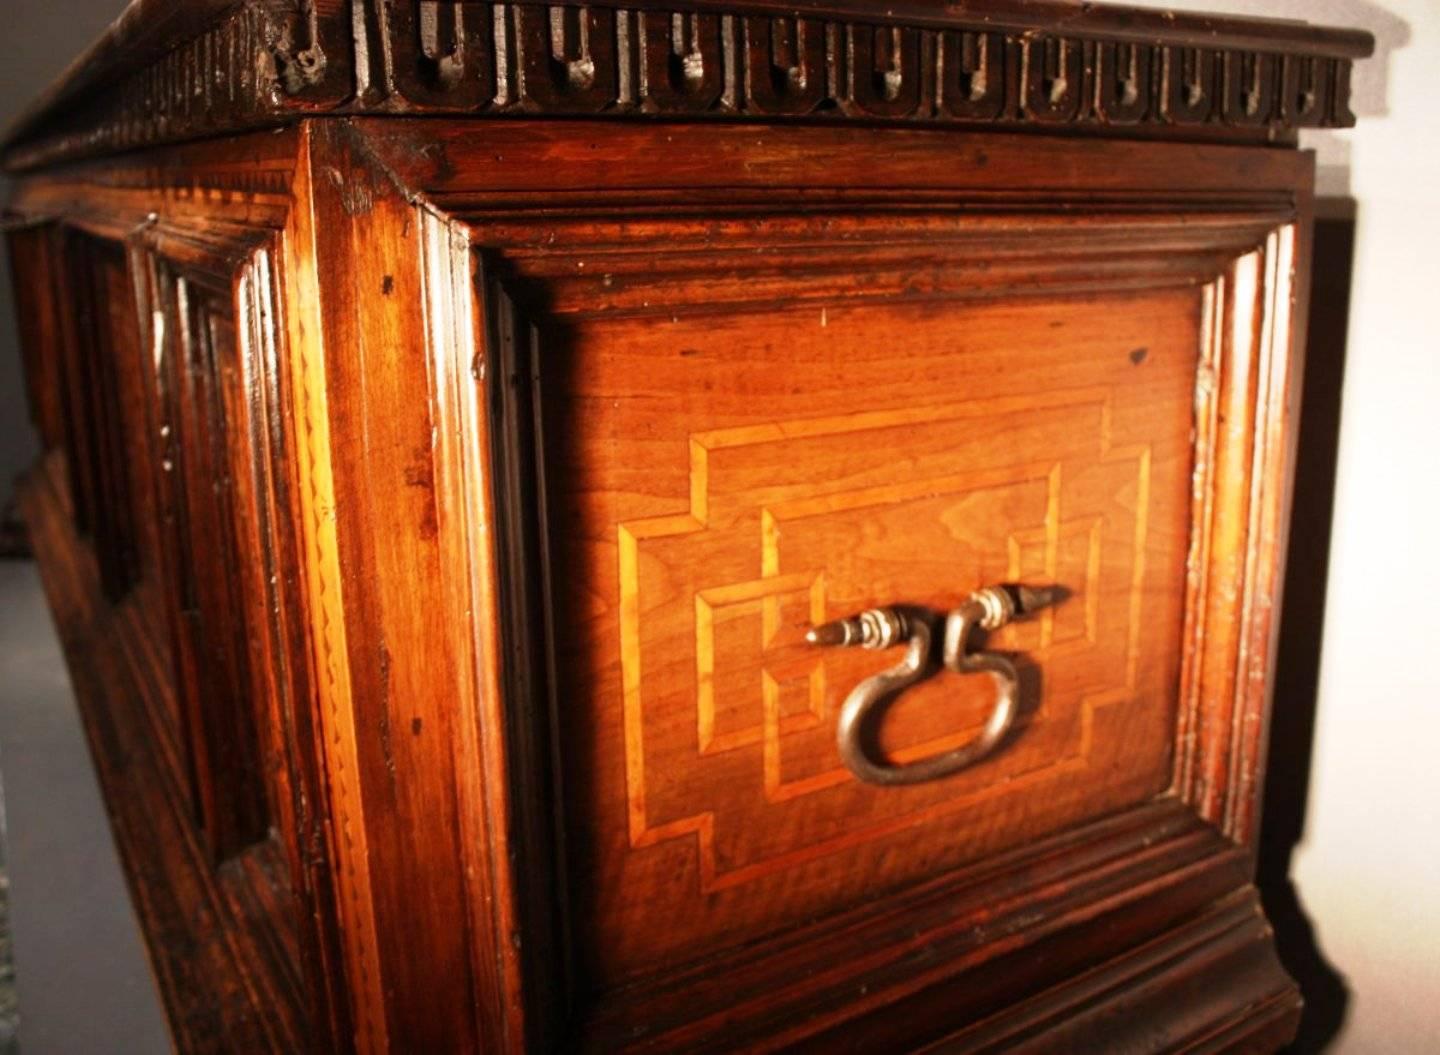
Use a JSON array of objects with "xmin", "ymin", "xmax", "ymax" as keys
[{"xmin": 1, "ymin": 0, "xmax": 1371, "ymax": 1051}]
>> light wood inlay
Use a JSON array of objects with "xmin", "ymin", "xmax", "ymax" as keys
[
  {"xmin": 618, "ymin": 388, "xmax": 1154, "ymax": 878},
  {"xmin": 546, "ymin": 286, "xmax": 1199, "ymax": 983}
]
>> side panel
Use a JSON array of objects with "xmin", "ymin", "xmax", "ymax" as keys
[
  {"xmin": 5, "ymin": 224, "xmax": 66, "ymax": 451},
  {"xmin": 6, "ymin": 131, "xmax": 351, "ymax": 1054}
]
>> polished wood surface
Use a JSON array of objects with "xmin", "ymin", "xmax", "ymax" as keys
[
  {"xmin": 2, "ymin": 0, "xmax": 1360, "ymax": 1051},
  {"xmin": 543, "ymin": 258, "xmax": 1196, "ymax": 981},
  {"xmin": 370, "ymin": 118, "xmax": 1308, "ymax": 1050}
]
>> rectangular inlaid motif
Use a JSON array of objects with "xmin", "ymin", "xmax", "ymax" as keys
[{"xmin": 546, "ymin": 290, "xmax": 1201, "ymax": 983}]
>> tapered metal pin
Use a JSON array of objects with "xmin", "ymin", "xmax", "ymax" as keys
[
  {"xmin": 1014, "ymin": 584, "xmax": 1066, "ymax": 615},
  {"xmin": 806, "ymin": 621, "xmax": 852, "ymax": 647}
]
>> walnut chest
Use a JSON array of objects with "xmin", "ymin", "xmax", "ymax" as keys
[{"xmin": 2, "ymin": 1, "xmax": 1372, "ymax": 1051}]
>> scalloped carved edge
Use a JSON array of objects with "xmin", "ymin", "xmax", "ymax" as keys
[{"xmin": 4, "ymin": 1, "xmax": 1364, "ymax": 171}]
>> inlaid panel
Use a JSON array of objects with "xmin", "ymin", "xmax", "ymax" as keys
[
  {"xmin": 546, "ymin": 289, "xmax": 1201, "ymax": 983},
  {"xmin": 4, "ymin": 78, "xmax": 1324, "ymax": 1046}
]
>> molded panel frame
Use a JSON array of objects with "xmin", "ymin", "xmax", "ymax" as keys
[
  {"xmin": 5, "ymin": 133, "xmax": 354, "ymax": 1054},
  {"xmin": 360, "ymin": 117, "xmax": 1313, "ymax": 1051}
]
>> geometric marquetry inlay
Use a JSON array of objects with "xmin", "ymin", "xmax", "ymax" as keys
[
  {"xmin": 553, "ymin": 287, "xmax": 1202, "ymax": 984},
  {"xmin": 619, "ymin": 386, "xmax": 1150, "ymax": 894}
]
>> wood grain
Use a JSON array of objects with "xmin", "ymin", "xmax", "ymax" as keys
[
  {"xmin": 538, "ymin": 286, "xmax": 1197, "ymax": 981},
  {"xmin": 0, "ymin": 7, "xmax": 1339, "ymax": 1038},
  {"xmin": 7, "ymin": 128, "xmax": 349, "ymax": 1053},
  {"xmin": 347, "ymin": 118, "xmax": 1311, "ymax": 1047}
]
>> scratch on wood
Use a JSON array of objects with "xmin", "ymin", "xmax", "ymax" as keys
[{"xmin": 378, "ymin": 642, "xmax": 397, "ymax": 796}]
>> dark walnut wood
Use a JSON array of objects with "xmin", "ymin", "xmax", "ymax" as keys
[
  {"xmin": 2, "ymin": 0, "xmax": 1371, "ymax": 170},
  {"xmin": 3, "ymin": 0, "xmax": 1368, "ymax": 1052}
]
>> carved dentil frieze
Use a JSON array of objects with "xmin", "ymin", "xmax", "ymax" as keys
[{"xmin": 4, "ymin": 1, "xmax": 1362, "ymax": 169}]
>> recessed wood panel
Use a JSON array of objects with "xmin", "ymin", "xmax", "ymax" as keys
[
  {"xmin": 544, "ymin": 287, "xmax": 1201, "ymax": 984},
  {"xmin": 150, "ymin": 267, "xmax": 273, "ymax": 864},
  {"xmin": 5, "ymin": 225, "xmax": 65, "ymax": 450},
  {"xmin": 60, "ymin": 232, "xmax": 145, "ymax": 601}
]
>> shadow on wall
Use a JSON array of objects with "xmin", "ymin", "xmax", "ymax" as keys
[
  {"xmin": 1136, "ymin": 0, "xmax": 1410, "ymax": 198},
  {"xmin": 1305, "ymin": 0, "xmax": 1409, "ymax": 196},
  {"xmin": 1259, "ymin": 204, "xmax": 1358, "ymax": 1055},
  {"xmin": 1254, "ymin": 4, "xmax": 1411, "ymax": 1053},
  {"xmin": 1311, "ymin": 0, "xmax": 1411, "ymax": 117}
]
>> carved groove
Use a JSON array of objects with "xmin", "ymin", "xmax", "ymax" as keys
[{"xmin": 4, "ymin": 1, "xmax": 1362, "ymax": 169}]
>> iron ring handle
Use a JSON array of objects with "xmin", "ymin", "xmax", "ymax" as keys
[{"xmin": 809, "ymin": 585, "xmax": 1057, "ymax": 787}]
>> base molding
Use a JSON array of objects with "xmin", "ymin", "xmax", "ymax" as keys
[
  {"xmin": 928, "ymin": 890, "xmax": 1301, "ymax": 1054},
  {"xmin": 580, "ymin": 810, "xmax": 1298, "ymax": 1053}
]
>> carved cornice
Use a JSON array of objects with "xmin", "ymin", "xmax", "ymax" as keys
[{"xmin": 3, "ymin": 1, "xmax": 1373, "ymax": 171}]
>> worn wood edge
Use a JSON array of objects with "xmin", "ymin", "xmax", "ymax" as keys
[
  {"xmin": 16, "ymin": 454, "xmax": 304, "ymax": 1055},
  {"xmin": 1174, "ymin": 207, "xmax": 1307, "ymax": 852},
  {"xmin": 282, "ymin": 122, "xmax": 394, "ymax": 1055},
  {"xmin": 301, "ymin": 117, "xmax": 508, "ymax": 1052},
  {"xmin": 418, "ymin": 201, "xmax": 536, "ymax": 1052},
  {"xmin": 916, "ymin": 887, "xmax": 1301, "ymax": 1054},
  {"xmin": 2, "ymin": 0, "xmax": 1372, "ymax": 172},
  {"xmin": 575, "ymin": 801, "xmax": 1280, "ymax": 1052}
]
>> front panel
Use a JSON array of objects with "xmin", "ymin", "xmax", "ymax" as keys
[
  {"xmin": 549, "ymin": 288, "xmax": 1196, "ymax": 981},
  {"xmin": 446, "ymin": 176, "xmax": 1300, "ymax": 1045}
]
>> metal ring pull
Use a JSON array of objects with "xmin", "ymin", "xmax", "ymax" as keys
[{"xmin": 807, "ymin": 585, "xmax": 1060, "ymax": 787}]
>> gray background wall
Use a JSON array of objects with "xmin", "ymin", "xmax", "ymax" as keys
[
  {"xmin": 0, "ymin": 2, "xmax": 1435, "ymax": 1053},
  {"xmin": 2, "ymin": 10, "xmax": 168, "ymax": 1055},
  {"xmin": 0, "ymin": 1, "xmax": 130, "ymax": 517}
]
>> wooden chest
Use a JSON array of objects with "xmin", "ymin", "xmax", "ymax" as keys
[{"xmin": 2, "ymin": 1, "xmax": 1371, "ymax": 1051}]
